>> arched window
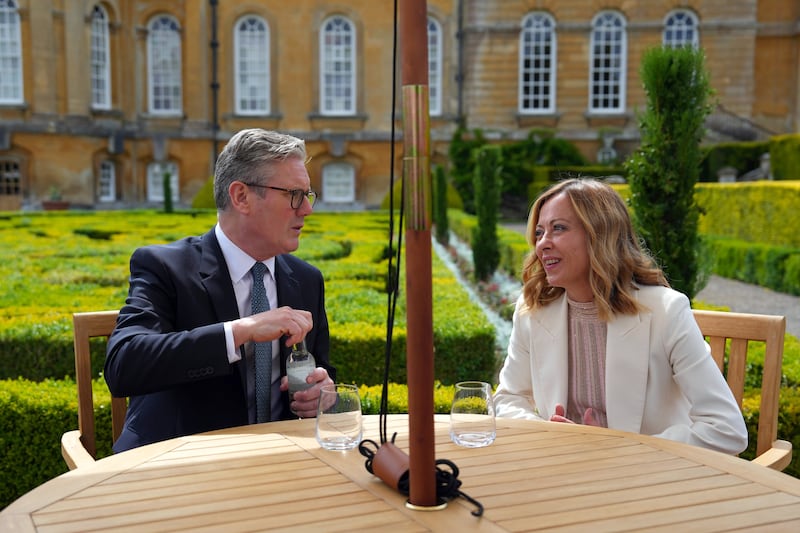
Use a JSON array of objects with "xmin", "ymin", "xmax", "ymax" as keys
[
  {"xmin": 322, "ymin": 162, "xmax": 355, "ymax": 203},
  {"xmin": 234, "ymin": 15, "xmax": 270, "ymax": 115},
  {"xmin": 428, "ymin": 17, "xmax": 442, "ymax": 116},
  {"xmin": 519, "ymin": 12, "xmax": 556, "ymax": 113},
  {"xmin": 98, "ymin": 160, "xmax": 115, "ymax": 202},
  {"xmin": 319, "ymin": 15, "xmax": 356, "ymax": 115},
  {"xmin": 90, "ymin": 4, "xmax": 111, "ymax": 110},
  {"xmin": 147, "ymin": 161, "xmax": 179, "ymax": 203},
  {"xmin": 663, "ymin": 10, "xmax": 699, "ymax": 48},
  {"xmin": 589, "ymin": 11, "xmax": 626, "ymax": 113},
  {"xmin": 0, "ymin": 0, "xmax": 23, "ymax": 104},
  {"xmin": 147, "ymin": 15, "xmax": 182, "ymax": 115}
]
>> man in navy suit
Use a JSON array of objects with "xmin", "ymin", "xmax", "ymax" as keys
[{"xmin": 106, "ymin": 129, "xmax": 335, "ymax": 452}]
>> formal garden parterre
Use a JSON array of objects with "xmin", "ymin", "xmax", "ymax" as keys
[{"xmin": 1, "ymin": 196, "xmax": 799, "ymax": 508}]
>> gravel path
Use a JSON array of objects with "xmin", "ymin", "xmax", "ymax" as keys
[{"xmin": 695, "ymin": 275, "xmax": 800, "ymax": 338}]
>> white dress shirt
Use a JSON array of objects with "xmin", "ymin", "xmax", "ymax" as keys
[{"xmin": 215, "ymin": 224, "xmax": 282, "ymax": 421}]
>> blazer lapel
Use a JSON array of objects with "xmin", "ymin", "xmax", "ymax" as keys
[
  {"xmin": 605, "ymin": 309, "xmax": 651, "ymax": 433},
  {"xmin": 274, "ymin": 255, "xmax": 300, "ymax": 373},
  {"xmin": 531, "ymin": 295, "xmax": 569, "ymax": 418},
  {"xmin": 274, "ymin": 255, "xmax": 300, "ymax": 308},
  {"xmin": 197, "ymin": 229, "xmax": 248, "ymax": 393}
]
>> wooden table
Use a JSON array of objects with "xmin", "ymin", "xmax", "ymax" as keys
[{"xmin": 3, "ymin": 415, "xmax": 800, "ymax": 532}]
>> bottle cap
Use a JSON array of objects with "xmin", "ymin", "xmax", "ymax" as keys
[{"xmin": 293, "ymin": 338, "xmax": 307, "ymax": 352}]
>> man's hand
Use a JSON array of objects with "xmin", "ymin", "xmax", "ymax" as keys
[
  {"xmin": 232, "ymin": 306, "xmax": 312, "ymax": 348},
  {"xmin": 280, "ymin": 367, "xmax": 333, "ymax": 418}
]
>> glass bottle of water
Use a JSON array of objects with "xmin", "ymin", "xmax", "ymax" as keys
[{"xmin": 286, "ymin": 339, "xmax": 315, "ymax": 399}]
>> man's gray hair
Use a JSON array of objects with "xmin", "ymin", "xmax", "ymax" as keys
[{"xmin": 214, "ymin": 129, "xmax": 307, "ymax": 210}]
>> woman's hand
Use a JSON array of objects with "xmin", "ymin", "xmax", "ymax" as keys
[{"xmin": 549, "ymin": 404, "xmax": 600, "ymax": 426}]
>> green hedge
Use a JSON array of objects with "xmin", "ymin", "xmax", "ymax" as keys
[
  {"xmin": 770, "ymin": 133, "xmax": 800, "ymax": 181},
  {"xmin": 0, "ymin": 211, "xmax": 497, "ymax": 386},
  {"xmin": 707, "ymin": 237, "xmax": 800, "ymax": 296},
  {"xmin": 695, "ymin": 182, "xmax": 800, "ymax": 248},
  {"xmin": 3, "ymin": 199, "xmax": 799, "ymax": 507},
  {"xmin": 700, "ymin": 140, "xmax": 771, "ymax": 182}
]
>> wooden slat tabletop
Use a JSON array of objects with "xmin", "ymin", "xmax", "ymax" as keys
[{"xmin": 3, "ymin": 415, "xmax": 799, "ymax": 532}]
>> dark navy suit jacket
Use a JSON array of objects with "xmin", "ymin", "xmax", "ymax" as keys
[{"xmin": 105, "ymin": 228, "xmax": 333, "ymax": 452}]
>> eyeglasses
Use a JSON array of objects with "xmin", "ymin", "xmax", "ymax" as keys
[{"xmin": 241, "ymin": 182, "xmax": 317, "ymax": 209}]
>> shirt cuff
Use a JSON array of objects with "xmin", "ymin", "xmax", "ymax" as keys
[{"xmin": 224, "ymin": 321, "xmax": 241, "ymax": 363}]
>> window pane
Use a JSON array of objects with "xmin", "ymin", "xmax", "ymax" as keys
[
  {"xmin": 98, "ymin": 160, "xmax": 115, "ymax": 202},
  {"xmin": 428, "ymin": 18, "xmax": 442, "ymax": 116},
  {"xmin": 322, "ymin": 163, "xmax": 355, "ymax": 203},
  {"xmin": 90, "ymin": 5, "xmax": 111, "ymax": 109},
  {"xmin": 0, "ymin": 159, "xmax": 21, "ymax": 196},
  {"xmin": 235, "ymin": 16, "xmax": 270, "ymax": 114},
  {"xmin": 663, "ymin": 10, "xmax": 699, "ymax": 48},
  {"xmin": 147, "ymin": 16, "xmax": 182, "ymax": 114},
  {"xmin": 0, "ymin": 0, "xmax": 23, "ymax": 103},
  {"xmin": 147, "ymin": 162, "xmax": 179, "ymax": 202},
  {"xmin": 589, "ymin": 12, "xmax": 626, "ymax": 112},
  {"xmin": 519, "ymin": 13, "xmax": 556, "ymax": 113},
  {"xmin": 320, "ymin": 16, "xmax": 355, "ymax": 115}
]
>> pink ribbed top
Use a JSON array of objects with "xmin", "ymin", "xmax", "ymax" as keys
[{"xmin": 566, "ymin": 297, "xmax": 609, "ymax": 427}]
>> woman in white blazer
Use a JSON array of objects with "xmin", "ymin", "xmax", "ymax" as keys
[{"xmin": 494, "ymin": 178, "xmax": 748, "ymax": 455}]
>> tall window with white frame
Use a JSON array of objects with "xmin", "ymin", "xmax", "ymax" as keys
[
  {"xmin": 234, "ymin": 15, "xmax": 270, "ymax": 115},
  {"xmin": 519, "ymin": 12, "xmax": 557, "ymax": 114},
  {"xmin": 663, "ymin": 9, "xmax": 699, "ymax": 48},
  {"xmin": 322, "ymin": 162, "xmax": 355, "ymax": 204},
  {"xmin": 147, "ymin": 161, "xmax": 179, "ymax": 203},
  {"xmin": 427, "ymin": 17, "xmax": 442, "ymax": 116},
  {"xmin": 147, "ymin": 15, "xmax": 182, "ymax": 115},
  {"xmin": 90, "ymin": 4, "xmax": 111, "ymax": 110},
  {"xmin": 589, "ymin": 11, "xmax": 627, "ymax": 113},
  {"xmin": 98, "ymin": 160, "xmax": 115, "ymax": 203},
  {"xmin": 320, "ymin": 15, "xmax": 355, "ymax": 116},
  {"xmin": 0, "ymin": 0, "xmax": 23, "ymax": 104}
]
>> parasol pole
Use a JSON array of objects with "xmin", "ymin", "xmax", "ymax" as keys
[{"xmin": 399, "ymin": 0, "xmax": 437, "ymax": 508}]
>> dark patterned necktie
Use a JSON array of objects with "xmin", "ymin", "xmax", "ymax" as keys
[{"xmin": 251, "ymin": 262, "xmax": 271, "ymax": 423}]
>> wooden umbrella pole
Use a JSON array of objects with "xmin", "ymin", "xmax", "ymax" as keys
[{"xmin": 399, "ymin": 0, "xmax": 437, "ymax": 509}]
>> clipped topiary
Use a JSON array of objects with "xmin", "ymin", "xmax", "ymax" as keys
[{"xmin": 624, "ymin": 45, "xmax": 712, "ymax": 300}]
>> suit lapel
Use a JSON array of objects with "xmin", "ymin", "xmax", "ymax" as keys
[
  {"xmin": 274, "ymin": 255, "xmax": 300, "ymax": 372},
  {"xmin": 198, "ymin": 229, "xmax": 240, "ymax": 322},
  {"xmin": 274, "ymin": 255, "xmax": 300, "ymax": 308},
  {"xmin": 197, "ymin": 229, "xmax": 248, "ymax": 394}
]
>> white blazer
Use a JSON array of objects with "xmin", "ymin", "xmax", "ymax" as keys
[{"xmin": 494, "ymin": 284, "xmax": 748, "ymax": 455}]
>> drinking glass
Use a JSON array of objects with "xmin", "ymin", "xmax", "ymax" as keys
[
  {"xmin": 315, "ymin": 383, "xmax": 362, "ymax": 451},
  {"xmin": 449, "ymin": 381, "xmax": 496, "ymax": 447}
]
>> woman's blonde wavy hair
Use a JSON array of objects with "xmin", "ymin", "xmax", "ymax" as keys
[{"xmin": 521, "ymin": 178, "xmax": 668, "ymax": 321}]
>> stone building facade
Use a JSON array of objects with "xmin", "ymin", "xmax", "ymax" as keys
[{"xmin": 0, "ymin": 0, "xmax": 797, "ymax": 211}]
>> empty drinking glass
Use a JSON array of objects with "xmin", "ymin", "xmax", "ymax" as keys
[
  {"xmin": 315, "ymin": 383, "xmax": 362, "ymax": 451},
  {"xmin": 450, "ymin": 381, "xmax": 496, "ymax": 447}
]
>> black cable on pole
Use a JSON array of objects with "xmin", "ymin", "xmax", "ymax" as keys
[
  {"xmin": 209, "ymin": 0, "xmax": 220, "ymax": 165},
  {"xmin": 358, "ymin": 0, "xmax": 483, "ymax": 518},
  {"xmin": 380, "ymin": 0, "xmax": 404, "ymax": 446}
]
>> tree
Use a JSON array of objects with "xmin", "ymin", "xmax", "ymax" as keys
[
  {"xmin": 448, "ymin": 126, "xmax": 486, "ymax": 214},
  {"xmin": 472, "ymin": 145, "xmax": 501, "ymax": 281},
  {"xmin": 433, "ymin": 164, "xmax": 449, "ymax": 246},
  {"xmin": 162, "ymin": 168, "xmax": 174, "ymax": 213},
  {"xmin": 624, "ymin": 46, "xmax": 713, "ymax": 299}
]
